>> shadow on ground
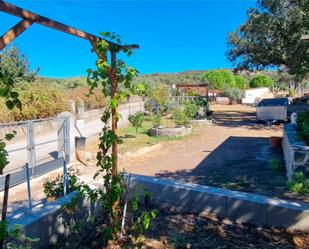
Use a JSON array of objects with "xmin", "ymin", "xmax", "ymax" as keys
[
  {"xmin": 156, "ymin": 136, "xmax": 308, "ymax": 202},
  {"xmin": 213, "ymin": 110, "xmax": 283, "ymax": 131}
]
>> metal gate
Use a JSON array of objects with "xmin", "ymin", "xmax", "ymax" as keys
[{"xmin": 0, "ymin": 116, "xmax": 70, "ymax": 190}]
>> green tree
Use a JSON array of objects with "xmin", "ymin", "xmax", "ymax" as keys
[
  {"xmin": 234, "ymin": 75, "xmax": 249, "ymax": 89},
  {"xmin": 227, "ymin": 0, "xmax": 309, "ymax": 85},
  {"xmin": 149, "ymin": 85, "xmax": 169, "ymax": 114},
  {"xmin": 128, "ymin": 112, "xmax": 145, "ymax": 133},
  {"xmin": 203, "ymin": 70, "xmax": 236, "ymax": 89},
  {"xmin": 0, "ymin": 46, "xmax": 37, "ymax": 83},
  {"xmin": 249, "ymin": 74, "xmax": 273, "ymax": 88},
  {"xmin": 223, "ymin": 86, "xmax": 242, "ymax": 104}
]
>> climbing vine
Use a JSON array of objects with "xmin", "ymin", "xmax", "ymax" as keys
[{"xmin": 87, "ymin": 32, "xmax": 154, "ymax": 245}]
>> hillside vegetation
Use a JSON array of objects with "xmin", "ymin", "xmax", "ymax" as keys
[{"xmin": 0, "ymin": 46, "xmax": 308, "ymax": 122}]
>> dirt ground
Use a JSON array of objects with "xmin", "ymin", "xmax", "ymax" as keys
[
  {"xmin": 54, "ymin": 209, "xmax": 309, "ymax": 249},
  {"xmin": 118, "ymin": 104, "xmax": 308, "ymax": 202}
]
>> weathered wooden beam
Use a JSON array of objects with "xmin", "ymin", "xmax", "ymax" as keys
[
  {"xmin": 0, "ymin": 19, "xmax": 33, "ymax": 50},
  {"xmin": 0, "ymin": 1, "xmax": 139, "ymax": 52},
  {"xmin": 0, "ymin": 1, "xmax": 117, "ymax": 46}
]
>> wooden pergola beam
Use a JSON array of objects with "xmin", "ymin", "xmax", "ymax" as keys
[
  {"xmin": 0, "ymin": 1, "xmax": 138, "ymax": 51},
  {"xmin": 0, "ymin": 19, "xmax": 33, "ymax": 50}
]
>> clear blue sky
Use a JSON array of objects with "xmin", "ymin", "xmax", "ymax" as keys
[{"xmin": 0, "ymin": 0, "xmax": 256, "ymax": 78}]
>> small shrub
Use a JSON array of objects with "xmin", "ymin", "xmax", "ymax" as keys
[
  {"xmin": 150, "ymin": 113, "xmax": 162, "ymax": 127},
  {"xmin": 287, "ymin": 172, "xmax": 309, "ymax": 194},
  {"xmin": 128, "ymin": 112, "xmax": 145, "ymax": 133},
  {"xmin": 184, "ymin": 101, "xmax": 198, "ymax": 119},
  {"xmin": 223, "ymin": 86, "xmax": 242, "ymax": 103},
  {"xmin": 269, "ymin": 159, "xmax": 281, "ymax": 171},
  {"xmin": 296, "ymin": 111, "xmax": 309, "ymax": 145},
  {"xmin": 234, "ymin": 75, "xmax": 249, "ymax": 89},
  {"xmin": 172, "ymin": 109, "xmax": 189, "ymax": 126},
  {"xmin": 43, "ymin": 168, "xmax": 81, "ymax": 198}
]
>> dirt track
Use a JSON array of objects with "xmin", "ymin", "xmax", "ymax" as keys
[{"xmin": 120, "ymin": 104, "xmax": 304, "ymax": 200}]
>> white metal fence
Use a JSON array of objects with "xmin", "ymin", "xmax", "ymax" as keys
[{"xmin": 0, "ymin": 116, "xmax": 70, "ymax": 191}]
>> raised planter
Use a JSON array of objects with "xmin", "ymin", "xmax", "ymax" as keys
[
  {"xmin": 149, "ymin": 125, "xmax": 192, "ymax": 137},
  {"xmin": 283, "ymin": 124, "xmax": 309, "ymax": 180},
  {"xmin": 190, "ymin": 119, "xmax": 213, "ymax": 126}
]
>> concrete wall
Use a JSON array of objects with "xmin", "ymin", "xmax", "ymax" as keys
[
  {"xmin": 283, "ymin": 123, "xmax": 309, "ymax": 180},
  {"xmin": 9, "ymin": 174, "xmax": 309, "ymax": 248},
  {"xmin": 129, "ymin": 174, "xmax": 309, "ymax": 232}
]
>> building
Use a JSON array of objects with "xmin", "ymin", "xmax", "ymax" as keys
[{"xmin": 175, "ymin": 84, "xmax": 208, "ymax": 96}]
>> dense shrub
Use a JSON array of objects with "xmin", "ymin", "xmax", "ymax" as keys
[
  {"xmin": 249, "ymin": 75, "xmax": 273, "ymax": 88},
  {"xmin": 0, "ymin": 83, "xmax": 68, "ymax": 122},
  {"xmin": 184, "ymin": 101, "xmax": 198, "ymax": 119},
  {"xmin": 67, "ymin": 86, "xmax": 106, "ymax": 110},
  {"xmin": 296, "ymin": 111, "xmax": 309, "ymax": 145},
  {"xmin": 0, "ymin": 84, "xmax": 107, "ymax": 122},
  {"xmin": 203, "ymin": 70, "xmax": 236, "ymax": 90},
  {"xmin": 234, "ymin": 75, "xmax": 249, "ymax": 89},
  {"xmin": 172, "ymin": 109, "xmax": 189, "ymax": 126}
]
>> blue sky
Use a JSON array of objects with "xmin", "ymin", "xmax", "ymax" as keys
[{"xmin": 0, "ymin": 0, "xmax": 256, "ymax": 77}]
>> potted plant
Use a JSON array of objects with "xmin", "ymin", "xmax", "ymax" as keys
[
  {"xmin": 43, "ymin": 180, "xmax": 58, "ymax": 202},
  {"xmin": 269, "ymin": 136, "xmax": 283, "ymax": 148}
]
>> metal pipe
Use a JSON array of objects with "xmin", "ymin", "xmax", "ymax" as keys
[
  {"xmin": 25, "ymin": 163, "xmax": 32, "ymax": 211},
  {"xmin": 119, "ymin": 174, "xmax": 131, "ymax": 240},
  {"xmin": 63, "ymin": 152, "xmax": 68, "ymax": 197}
]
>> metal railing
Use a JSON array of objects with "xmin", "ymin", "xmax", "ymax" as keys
[{"xmin": 0, "ymin": 116, "xmax": 70, "ymax": 189}]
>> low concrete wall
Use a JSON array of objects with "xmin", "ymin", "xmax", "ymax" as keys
[
  {"xmin": 190, "ymin": 119, "xmax": 213, "ymax": 126},
  {"xmin": 129, "ymin": 174, "xmax": 309, "ymax": 232},
  {"xmin": 149, "ymin": 126, "xmax": 192, "ymax": 137},
  {"xmin": 283, "ymin": 124, "xmax": 309, "ymax": 180},
  {"xmin": 8, "ymin": 191, "xmax": 100, "ymax": 248},
  {"xmin": 8, "ymin": 174, "xmax": 309, "ymax": 248}
]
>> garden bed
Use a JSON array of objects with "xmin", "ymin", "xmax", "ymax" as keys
[
  {"xmin": 51, "ymin": 209, "xmax": 309, "ymax": 249},
  {"xmin": 149, "ymin": 125, "xmax": 192, "ymax": 137}
]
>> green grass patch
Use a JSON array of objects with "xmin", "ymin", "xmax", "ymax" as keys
[{"xmin": 118, "ymin": 121, "xmax": 192, "ymax": 153}]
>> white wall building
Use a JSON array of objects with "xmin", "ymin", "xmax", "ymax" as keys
[{"xmin": 242, "ymin": 87, "xmax": 271, "ymax": 105}]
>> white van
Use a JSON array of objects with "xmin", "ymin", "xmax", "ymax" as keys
[{"xmin": 256, "ymin": 98, "xmax": 289, "ymax": 122}]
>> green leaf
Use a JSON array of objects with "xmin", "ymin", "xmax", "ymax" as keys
[
  {"xmin": 110, "ymin": 98, "xmax": 117, "ymax": 109},
  {"xmin": 5, "ymin": 132, "xmax": 15, "ymax": 141}
]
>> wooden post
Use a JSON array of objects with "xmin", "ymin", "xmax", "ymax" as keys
[
  {"xmin": 0, "ymin": 174, "xmax": 10, "ymax": 249},
  {"xmin": 110, "ymin": 49, "xmax": 118, "ymax": 178},
  {"xmin": 1, "ymin": 174, "xmax": 10, "ymax": 221}
]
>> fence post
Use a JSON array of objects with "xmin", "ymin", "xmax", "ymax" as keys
[
  {"xmin": 0, "ymin": 174, "xmax": 10, "ymax": 249},
  {"xmin": 25, "ymin": 163, "xmax": 32, "ymax": 211},
  {"xmin": 57, "ymin": 112, "xmax": 75, "ymax": 163},
  {"xmin": 27, "ymin": 120, "xmax": 35, "ymax": 175},
  {"xmin": 63, "ymin": 153, "xmax": 68, "ymax": 197}
]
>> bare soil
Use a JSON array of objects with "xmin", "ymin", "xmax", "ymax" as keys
[
  {"xmin": 119, "ymin": 104, "xmax": 309, "ymax": 202},
  {"xmin": 53, "ymin": 209, "xmax": 309, "ymax": 249}
]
